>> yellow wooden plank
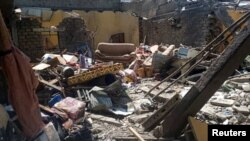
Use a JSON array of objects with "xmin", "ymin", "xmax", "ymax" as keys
[
  {"xmin": 67, "ymin": 63, "xmax": 123, "ymax": 85},
  {"xmin": 188, "ymin": 117, "xmax": 208, "ymax": 141}
]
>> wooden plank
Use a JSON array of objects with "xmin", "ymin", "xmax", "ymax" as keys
[
  {"xmin": 38, "ymin": 79, "xmax": 66, "ymax": 97},
  {"xmin": 48, "ymin": 79, "xmax": 58, "ymax": 85},
  {"xmin": 39, "ymin": 79, "xmax": 62, "ymax": 92},
  {"xmin": 188, "ymin": 117, "xmax": 208, "ymax": 141},
  {"xmin": 128, "ymin": 113, "xmax": 152, "ymax": 124},
  {"xmin": 154, "ymin": 28, "xmax": 250, "ymax": 138},
  {"xmin": 39, "ymin": 104, "xmax": 68, "ymax": 120},
  {"xmin": 89, "ymin": 114, "xmax": 122, "ymax": 127},
  {"xmin": 128, "ymin": 127, "xmax": 146, "ymax": 141},
  {"xmin": 142, "ymin": 94, "xmax": 179, "ymax": 131},
  {"xmin": 32, "ymin": 63, "xmax": 50, "ymax": 71},
  {"xmin": 67, "ymin": 63, "xmax": 123, "ymax": 86}
]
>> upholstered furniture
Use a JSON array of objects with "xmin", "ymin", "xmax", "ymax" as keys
[{"xmin": 95, "ymin": 42, "xmax": 136, "ymax": 64}]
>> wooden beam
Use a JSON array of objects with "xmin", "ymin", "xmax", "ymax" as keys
[
  {"xmin": 128, "ymin": 127, "xmax": 146, "ymax": 141},
  {"xmin": 142, "ymin": 94, "xmax": 179, "ymax": 131},
  {"xmin": 89, "ymin": 114, "xmax": 122, "ymax": 127},
  {"xmin": 39, "ymin": 79, "xmax": 62, "ymax": 92},
  {"xmin": 188, "ymin": 117, "xmax": 208, "ymax": 141},
  {"xmin": 154, "ymin": 28, "xmax": 250, "ymax": 137},
  {"xmin": 67, "ymin": 63, "xmax": 123, "ymax": 86}
]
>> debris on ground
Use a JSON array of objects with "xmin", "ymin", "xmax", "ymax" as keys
[{"xmin": 1, "ymin": 2, "xmax": 250, "ymax": 141}]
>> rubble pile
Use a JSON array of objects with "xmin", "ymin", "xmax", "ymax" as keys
[
  {"xmin": 198, "ymin": 75, "xmax": 250, "ymax": 125},
  {"xmin": 32, "ymin": 43, "xmax": 207, "ymax": 140},
  {"xmin": 195, "ymin": 56, "xmax": 250, "ymax": 125},
  {"xmin": 1, "ymin": 0, "xmax": 250, "ymax": 141},
  {"xmin": 1, "ymin": 39, "xmax": 250, "ymax": 140},
  {"xmin": 1, "ymin": 9, "xmax": 250, "ymax": 140},
  {"xmin": 0, "ymin": 40, "xmax": 204, "ymax": 140}
]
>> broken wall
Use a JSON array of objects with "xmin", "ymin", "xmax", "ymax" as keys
[
  {"xmin": 57, "ymin": 17, "xmax": 91, "ymax": 53},
  {"xmin": 42, "ymin": 10, "xmax": 139, "ymax": 50},
  {"xmin": 141, "ymin": 6, "xmax": 210, "ymax": 47},
  {"xmin": 16, "ymin": 18, "xmax": 44, "ymax": 61}
]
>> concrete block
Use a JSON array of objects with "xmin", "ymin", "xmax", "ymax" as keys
[
  {"xmin": 233, "ymin": 106, "xmax": 250, "ymax": 115},
  {"xmin": 210, "ymin": 99, "xmax": 235, "ymax": 107},
  {"xmin": 200, "ymin": 104, "xmax": 215, "ymax": 116},
  {"xmin": 216, "ymin": 112, "xmax": 232, "ymax": 120}
]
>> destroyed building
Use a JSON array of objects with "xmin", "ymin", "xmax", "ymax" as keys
[{"xmin": 0, "ymin": 0, "xmax": 250, "ymax": 141}]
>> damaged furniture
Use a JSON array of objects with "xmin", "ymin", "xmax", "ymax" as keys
[
  {"xmin": 67, "ymin": 63, "xmax": 123, "ymax": 86},
  {"xmin": 95, "ymin": 42, "xmax": 136, "ymax": 65}
]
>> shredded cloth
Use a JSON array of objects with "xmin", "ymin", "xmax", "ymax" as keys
[
  {"xmin": 0, "ymin": 10, "xmax": 44, "ymax": 139},
  {"xmin": 0, "ymin": 47, "xmax": 45, "ymax": 139}
]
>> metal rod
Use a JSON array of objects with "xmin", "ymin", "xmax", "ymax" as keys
[
  {"xmin": 144, "ymin": 11, "xmax": 250, "ymax": 97},
  {"xmin": 151, "ymin": 17, "xmax": 249, "ymax": 99},
  {"xmin": 152, "ymin": 52, "xmax": 210, "ymax": 100}
]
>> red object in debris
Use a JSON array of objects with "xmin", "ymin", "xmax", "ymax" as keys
[
  {"xmin": 54, "ymin": 97, "xmax": 86, "ymax": 120},
  {"xmin": 0, "ymin": 11, "xmax": 45, "ymax": 139},
  {"xmin": 136, "ymin": 47, "xmax": 145, "ymax": 54},
  {"xmin": 66, "ymin": 61, "xmax": 77, "ymax": 66}
]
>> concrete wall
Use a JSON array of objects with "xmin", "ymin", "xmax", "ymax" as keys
[
  {"xmin": 57, "ymin": 17, "xmax": 91, "ymax": 54},
  {"xmin": 42, "ymin": 10, "xmax": 139, "ymax": 49},
  {"xmin": 141, "ymin": 7, "xmax": 210, "ymax": 47}
]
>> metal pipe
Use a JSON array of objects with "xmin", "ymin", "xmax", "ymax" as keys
[{"xmin": 144, "ymin": 11, "xmax": 250, "ymax": 97}]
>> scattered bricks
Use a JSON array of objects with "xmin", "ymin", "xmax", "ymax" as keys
[
  {"xmin": 210, "ymin": 99, "xmax": 235, "ymax": 107},
  {"xmin": 233, "ymin": 106, "xmax": 250, "ymax": 115},
  {"xmin": 216, "ymin": 112, "xmax": 232, "ymax": 121},
  {"xmin": 142, "ymin": 6, "xmax": 209, "ymax": 47},
  {"xmin": 16, "ymin": 18, "xmax": 44, "ymax": 61},
  {"xmin": 200, "ymin": 104, "xmax": 216, "ymax": 117}
]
